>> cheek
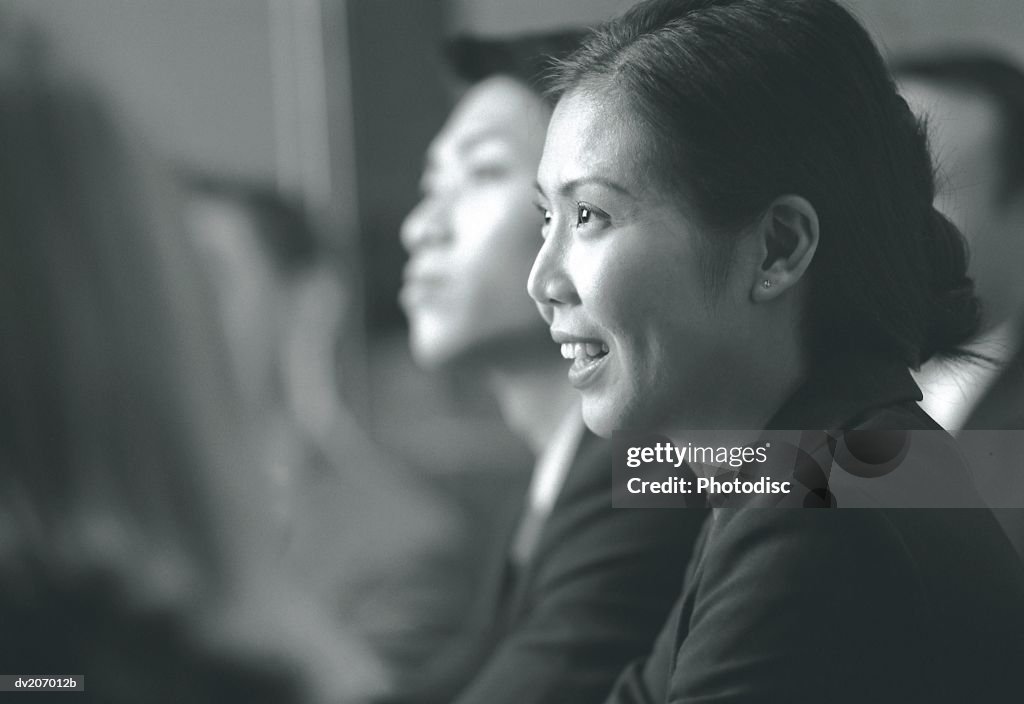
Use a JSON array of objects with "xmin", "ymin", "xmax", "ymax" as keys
[
  {"xmin": 575, "ymin": 236, "xmax": 700, "ymax": 347},
  {"xmin": 579, "ymin": 255, "xmax": 646, "ymax": 339}
]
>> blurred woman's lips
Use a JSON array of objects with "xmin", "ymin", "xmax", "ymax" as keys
[{"xmin": 399, "ymin": 269, "xmax": 446, "ymax": 309}]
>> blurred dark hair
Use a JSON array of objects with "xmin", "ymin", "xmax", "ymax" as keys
[
  {"xmin": 183, "ymin": 172, "xmax": 320, "ymax": 277},
  {"xmin": 0, "ymin": 50, "xmax": 232, "ymax": 579},
  {"xmin": 893, "ymin": 50, "xmax": 1024, "ymax": 203},
  {"xmin": 549, "ymin": 0, "xmax": 981, "ymax": 368},
  {"xmin": 443, "ymin": 29, "xmax": 588, "ymax": 103},
  {"xmin": 0, "ymin": 24, "xmax": 365, "ymax": 702}
]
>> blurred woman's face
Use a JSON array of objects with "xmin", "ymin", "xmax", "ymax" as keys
[
  {"xmin": 400, "ymin": 77, "xmax": 552, "ymax": 369},
  {"xmin": 529, "ymin": 91, "xmax": 753, "ymax": 437}
]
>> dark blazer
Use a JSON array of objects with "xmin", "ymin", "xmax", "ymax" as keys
[
  {"xmin": 400, "ymin": 428, "xmax": 708, "ymax": 704},
  {"xmin": 606, "ymin": 355, "xmax": 1024, "ymax": 704}
]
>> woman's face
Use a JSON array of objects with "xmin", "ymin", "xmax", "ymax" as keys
[
  {"xmin": 529, "ymin": 91, "xmax": 755, "ymax": 437},
  {"xmin": 400, "ymin": 76, "xmax": 553, "ymax": 369}
]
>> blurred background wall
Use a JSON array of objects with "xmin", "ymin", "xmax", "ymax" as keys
[
  {"xmin": 4, "ymin": 0, "xmax": 278, "ymax": 181},
  {"xmin": 448, "ymin": 0, "xmax": 1024, "ymax": 64}
]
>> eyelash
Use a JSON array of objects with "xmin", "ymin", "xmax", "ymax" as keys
[
  {"xmin": 576, "ymin": 202, "xmax": 593, "ymax": 227},
  {"xmin": 535, "ymin": 201, "xmax": 607, "ymax": 238},
  {"xmin": 468, "ymin": 163, "xmax": 508, "ymax": 181},
  {"xmin": 575, "ymin": 201, "xmax": 608, "ymax": 228},
  {"xmin": 536, "ymin": 203, "xmax": 552, "ymax": 228}
]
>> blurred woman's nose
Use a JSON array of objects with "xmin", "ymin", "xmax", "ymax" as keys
[
  {"xmin": 400, "ymin": 196, "xmax": 449, "ymax": 252},
  {"xmin": 528, "ymin": 236, "xmax": 578, "ymax": 314}
]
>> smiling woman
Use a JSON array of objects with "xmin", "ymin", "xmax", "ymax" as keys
[
  {"xmin": 529, "ymin": 0, "xmax": 1024, "ymax": 702},
  {"xmin": 532, "ymin": 88, "xmax": 760, "ymax": 437}
]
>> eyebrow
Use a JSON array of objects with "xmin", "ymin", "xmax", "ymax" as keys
[
  {"xmin": 426, "ymin": 128, "xmax": 512, "ymax": 164},
  {"xmin": 534, "ymin": 176, "xmax": 634, "ymax": 199},
  {"xmin": 456, "ymin": 129, "xmax": 513, "ymax": 156},
  {"xmin": 422, "ymin": 129, "xmax": 515, "ymax": 180}
]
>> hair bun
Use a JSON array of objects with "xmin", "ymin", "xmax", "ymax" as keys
[{"xmin": 919, "ymin": 207, "xmax": 982, "ymax": 363}]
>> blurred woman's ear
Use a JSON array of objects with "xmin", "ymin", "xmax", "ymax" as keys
[{"xmin": 750, "ymin": 195, "xmax": 819, "ymax": 302}]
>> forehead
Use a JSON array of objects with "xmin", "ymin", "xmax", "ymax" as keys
[
  {"xmin": 900, "ymin": 80, "xmax": 1002, "ymax": 184},
  {"xmin": 537, "ymin": 89, "xmax": 663, "ymax": 200},
  {"xmin": 541, "ymin": 90, "xmax": 637, "ymax": 179},
  {"xmin": 427, "ymin": 76, "xmax": 550, "ymax": 163}
]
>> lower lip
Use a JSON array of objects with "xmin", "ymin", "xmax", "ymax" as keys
[
  {"xmin": 567, "ymin": 352, "xmax": 609, "ymax": 389},
  {"xmin": 400, "ymin": 281, "xmax": 443, "ymax": 308}
]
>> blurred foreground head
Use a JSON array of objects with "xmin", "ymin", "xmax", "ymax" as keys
[
  {"xmin": 399, "ymin": 31, "xmax": 585, "ymax": 371},
  {"xmin": 0, "ymin": 27, "xmax": 238, "ymax": 594},
  {"xmin": 0, "ymin": 20, "xmax": 385, "ymax": 703},
  {"xmin": 896, "ymin": 51, "xmax": 1024, "ymax": 332}
]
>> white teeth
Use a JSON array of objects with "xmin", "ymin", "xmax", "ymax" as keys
[{"xmin": 559, "ymin": 341, "xmax": 609, "ymax": 361}]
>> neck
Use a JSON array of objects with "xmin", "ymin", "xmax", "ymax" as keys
[
  {"xmin": 665, "ymin": 322, "xmax": 806, "ymax": 450},
  {"xmin": 488, "ymin": 360, "xmax": 577, "ymax": 456}
]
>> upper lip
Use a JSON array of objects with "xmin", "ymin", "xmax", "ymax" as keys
[
  {"xmin": 402, "ymin": 262, "xmax": 445, "ymax": 287},
  {"xmin": 551, "ymin": 329, "xmax": 606, "ymax": 345}
]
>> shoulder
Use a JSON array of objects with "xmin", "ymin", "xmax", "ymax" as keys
[
  {"xmin": 544, "ymin": 432, "xmax": 707, "ymax": 554},
  {"xmin": 548, "ymin": 429, "xmax": 708, "ymax": 540},
  {"xmin": 522, "ymin": 431, "xmax": 706, "ymax": 618},
  {"xmin": 706, "ymin": 508, "xmax": 917, "ymax": 595},
  {"xmin": 690, "ymin": 506, "xmax": 1024, "ymax": 700}
]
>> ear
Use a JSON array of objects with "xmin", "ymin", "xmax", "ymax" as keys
[{"xmin": 750, "ymin": 195, "xmax": 819, "ymax": 302}]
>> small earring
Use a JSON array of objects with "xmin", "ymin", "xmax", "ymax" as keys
[{"xmin": 762, "ymin": 279, "xmax": 773, "ymax": 289}]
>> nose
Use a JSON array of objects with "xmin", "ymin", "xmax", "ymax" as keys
[
  {"xmin": 528, "ymin": 233, "xmax": 578, "ymax": 321},
  {"xmin": 400, "ymin": 195, "xmax": 449, "ymax": 253}
]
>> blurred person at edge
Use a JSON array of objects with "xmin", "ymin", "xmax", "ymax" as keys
[
  {"xmin": 397, "ymin": 30, "xmax": 707, "ymax": 704},
  {"xmin": 896, "ymin": 53, "xmax": 1024, "ymax": 556},
  {"xmin": 0, "ymin": 20, "xmax": 387, "ymax": 704},
  {"xmin": 183, "ymin": 176, "xmax": 482, "ymax": 682}
]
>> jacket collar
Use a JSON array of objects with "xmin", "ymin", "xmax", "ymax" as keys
[{"xmin": 766, "ymin": 351, "xmax": 923, "ymax": 432}]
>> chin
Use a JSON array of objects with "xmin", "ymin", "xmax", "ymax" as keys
[
  {"xmin": 580, "ymin": 397, "xmax": 619, "ymax": 438},
  {"xmin": 582, "ymin": 389, "xmax": 674, "ymax": 438},
  {"xmin": 408, "ymin": 327, "xmax": 457, "ymax": 370}
]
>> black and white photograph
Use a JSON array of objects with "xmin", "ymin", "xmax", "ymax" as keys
[{"xmin": 2, "ymin": 1, "xmax": 1024, "ymax": 702}]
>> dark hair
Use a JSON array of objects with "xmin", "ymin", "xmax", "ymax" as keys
[
  {"xmin": 443, "ymin": 29, "xmax": 588, "ymax": 104},
  {"xmin": 550, "ymin": 0, "xmax": 981, "ymax": 367},
  {"xmin": 183, "ymin": 172, "xmax": 320, "ymax": 277},
  {"xmin": 893, "ymin": 50, "xmax": 1024, "ymax": 202},
  {"xmin": 0, "ymin": 25, "xmax": 374, "ymax": 702}
]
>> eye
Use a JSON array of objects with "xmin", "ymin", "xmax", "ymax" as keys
[
  {"xmin": 468, "ymin": 162, "xmax": 509, "ymax": 182},
  {"xmin": 576, "ymin": 201, "xmax": 597, "ymax": 227},
  {"xmin": 577, "ymin": 202, "xmax": 593, "ymax": 227},
  {"xmin": 535, "ymin": 203, "xmax": 552, "ymax": 227}
]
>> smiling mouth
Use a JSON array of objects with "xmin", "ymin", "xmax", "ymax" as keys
[
  {"xmin": 559, "ymin": 341, "xmax": 610, "ymax": 387},
  {"xmin": 560, "ymin": 341, "xmax": 609, "ymax": 363},
  {"xmin": 399, "ymin": 273, "xmax": 445, "ymax": 309}
]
